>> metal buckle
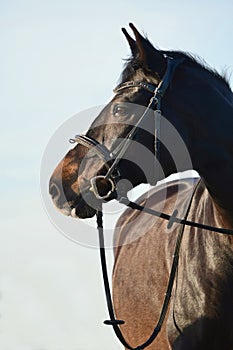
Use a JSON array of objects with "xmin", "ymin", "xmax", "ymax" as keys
[{"xmin": 90, "ymin": 176, "xmax": 115, "ymax": 200}]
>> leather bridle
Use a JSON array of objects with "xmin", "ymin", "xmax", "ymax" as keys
[{"xmin": 70, "ymin": 57, "xmax": 184, "ymax": 200}]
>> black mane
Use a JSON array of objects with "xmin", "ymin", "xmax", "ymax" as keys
[
  {"xmin": 119, "ymin": 39, "xmax": 231, "ymax": 91},
  {"xmin": 163, "ymin": 50, "xmax": 231, "ymax": 90}
]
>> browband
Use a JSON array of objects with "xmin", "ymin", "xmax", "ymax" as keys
[{"xmin": 114, "ymin": 81, "xmax": 157, "ymax": 94}]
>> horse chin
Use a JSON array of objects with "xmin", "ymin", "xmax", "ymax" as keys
[
  {"xmin": 71, "ymin": 205, "xmax": 96, "ymax": 219},
  {"xmin": 70, "ymin": 191, "xmax": 99, "ymax": 219},
  {"xmin": 53, "ymin": 202, "xmax": 73, "ymax": 217}
]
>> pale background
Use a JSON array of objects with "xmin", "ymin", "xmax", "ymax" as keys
[{"xmin": 1, "ymin": 1, "xmax": 233, "ymax": 349}]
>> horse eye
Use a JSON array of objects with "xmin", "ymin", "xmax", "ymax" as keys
[{"xmin": 113, "ymin": 105, "xmax": 129, "ymax": 118}]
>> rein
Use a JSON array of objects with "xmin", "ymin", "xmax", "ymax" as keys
[
  {"xmin": 96, "ymin": 180, "xmax": 191, "ymax": 350},
  {"xmin": 97, "ymin": 178, "xmax": 233, "ymax": 350}
]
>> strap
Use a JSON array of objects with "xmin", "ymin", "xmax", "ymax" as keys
[
  {"xmin": 69, "ymin": 135, "xmax": 112, "ymax": 162},
  {"xmin": 97, "ymin": 209, "xmax": 134, "ymax": 350},
  {"xmin": 114, "ymin": 81, "xmax": 157, "ymax": 94},
  {"xmin": 104, "ymin": 93, "xmax": 158, "ymax": 181},
  {"xmin": 119, "ymin": 196, "xmax": 233, "ymax": 235}
]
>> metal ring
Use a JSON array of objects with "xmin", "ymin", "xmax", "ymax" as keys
[{"xmin": 90, "ymin": 176, "xmax": 115, "ymax": 200}]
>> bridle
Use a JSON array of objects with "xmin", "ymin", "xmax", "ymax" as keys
[
  {"xmin": 69, "ymin": 57, "xmax": 233, "ymax": 350},
  {"xmin": 70, "ymin": 56, "xmax": 184, "ymax": 200}
]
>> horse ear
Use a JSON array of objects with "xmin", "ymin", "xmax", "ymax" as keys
[
  {"xmin": 129, "ymin": 23, "xmax": 166, "ymax": 77},
  {"xmin": 121, "ymin": 27, "xmax": 137, "ymax": 56}
]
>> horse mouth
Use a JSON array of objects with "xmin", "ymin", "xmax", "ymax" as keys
[
  {"xmin": 53, "ymin": 200, "xmax": 97, "ymax": 219},
  {"xmin": 49, "ymin": 180, "xmax": 98, "ymax": 219}
]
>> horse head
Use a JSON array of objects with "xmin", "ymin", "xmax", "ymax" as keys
[{"xmin": 49, "ymin": 24, "xmax": 202, "ymax": 218}]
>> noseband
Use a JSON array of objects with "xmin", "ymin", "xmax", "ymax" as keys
[
  {"xmin": 70, "ymin": 57, "xmax": 184, "ymax": 200},
  {"xmin": 70, "ymin": 134, "xmax": 118, "ymax": 199}
]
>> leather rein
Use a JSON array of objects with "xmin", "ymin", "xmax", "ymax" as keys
[{"xmin": 70, "ymin": 57, "xmax": 233, "ymax": 350}]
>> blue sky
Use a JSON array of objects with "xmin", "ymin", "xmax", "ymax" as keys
[{"xmin": 1, "ymin": 1, "xmax": 233, "ymax": 349}]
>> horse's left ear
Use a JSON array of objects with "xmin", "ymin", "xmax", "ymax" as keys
[
  {"xmin": 129, "ymin": 23, "xmax": 166, "ymax": 78},
  {"xmin": 122, "ymin": 27, "xmax": 137, "ymax": 56}
]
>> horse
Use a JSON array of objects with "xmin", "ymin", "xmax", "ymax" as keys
[{"xmin": 49, "ymin": 23, "xmax": 233, "ymax": 349}]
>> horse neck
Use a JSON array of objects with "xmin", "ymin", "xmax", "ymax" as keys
[{"xmin": 180, "ymin": 70, "xmax": 233, "ymax": 224}]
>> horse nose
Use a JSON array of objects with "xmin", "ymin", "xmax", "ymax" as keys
[{"xmin": 49, "ymin": 181, "xmax": 61, "ymax": 201}]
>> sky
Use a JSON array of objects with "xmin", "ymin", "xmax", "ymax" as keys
[{"xmin": 1, "ymin": 1, "xmax": 233, "ymax": 349}]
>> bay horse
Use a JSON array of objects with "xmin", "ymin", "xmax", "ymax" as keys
[{"xmin": 49, "ymin": 24, "xmax": 233, "ymax": 349}]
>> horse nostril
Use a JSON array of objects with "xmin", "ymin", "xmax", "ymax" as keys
[{"xmin": 49, "ymin": 182, "xmax": 60, "ymax": 200}]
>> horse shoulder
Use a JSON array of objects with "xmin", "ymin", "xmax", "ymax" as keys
[{"xmin": 113, "ymin": 177, "xmax": 199, "ymax": 261}]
